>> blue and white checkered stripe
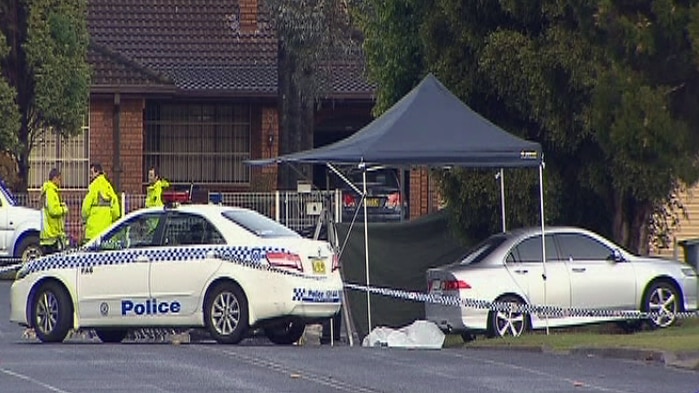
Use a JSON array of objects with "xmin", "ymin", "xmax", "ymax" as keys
[
  {"xmin": 18, "ymin": 245, "xmax": 327, "ymax": 281},
  {"xmin": 292, "ymin": 287, "xmax": 341, "ymax": 303},
  {"xmin": 343, "ymin": 283, "xmax": 699, "ymax": 321}
]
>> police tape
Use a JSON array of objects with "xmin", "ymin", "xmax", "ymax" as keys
[
  {"xmin": 343, "ymin": 282, "xmax": 699, "ymax": 321},
  {"xmin": 6, "ymin": 247, "xmax": 698, "ymax": 322}
]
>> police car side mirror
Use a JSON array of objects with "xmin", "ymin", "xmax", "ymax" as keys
[
  {"xmin": 88, "ymin": 238, "xmax": 102, "ymax": 251},
  {"xmin": 609, "ymin": 248, "xmax": 625, "ymax": 263}
]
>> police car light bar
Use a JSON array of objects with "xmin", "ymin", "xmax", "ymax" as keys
[{"xmin": 162, "ymin": 191, "xmax": 190, "ymax": 205}]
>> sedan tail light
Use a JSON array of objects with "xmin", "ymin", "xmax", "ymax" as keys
[
  {"xmin": 266, "ymin": 252, "xmax": 303, "ymax": 272},
  {"xmin": 332, "ymin": 254, "xmax": 340, "ymax": 271},
  {"xmin": 343, "ymin": 193, "xmax": 357, "ymax": 208},
  {"xmin": 429, "ymin": 279, "xmax": 471, "ymax": 291},
  {"xmin": 385, "ymin": 192, "xmax": 401, "ymax": 208}
]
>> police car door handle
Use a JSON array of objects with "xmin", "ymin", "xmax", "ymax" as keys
[
  {"xmin": 135, "ymin": 255, "xmax": 150, "ymax": 263},
  {"xmin": 571, "ymin": 267, "xmax": 586, "ymax": 273},
  {"xmin": 514, "ymin": 269, "xmax": 528, "ymax": 274}
]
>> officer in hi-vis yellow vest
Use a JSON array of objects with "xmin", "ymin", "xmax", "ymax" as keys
[
  {"xmin": 81, "ymin": 163, "xmax": 120, "ymax": 242},
  {"xmin": 40, "ymin": 168, "xmax": 68, "ymax": 254},
  {"xmin": 145, "ymin": 166, "xmax": 170, "ymax": 208}
]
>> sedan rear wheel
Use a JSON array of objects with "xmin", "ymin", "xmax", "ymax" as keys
[
  {"xmin": 32, "ymin": 281, "xmax": 72, "ymax": 343},
  {"xmin": 265, "ymin": 319, "xmax": 306, "ymax": 345},
  {"xmin": 204, "ymin": 282, "xmax": 248, "ymax": 344},
  {"xmin": 488, "ymin": 295, "xmax": 529, "ymax": 338},
  {"xmin": 645, "ymin": 281, "xmax": 680, "ymax": 329}
]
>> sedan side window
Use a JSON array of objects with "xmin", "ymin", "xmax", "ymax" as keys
[
  {"xmin": 164, "ymin": 213, "xmax": 225, "ymax": 246},
  {"xmin": 510, "ymin": 235, "xmax": 558, "ymax": 263},
  {"xmin": 556, "ymin": 233, "xmax": 612, "ymax": 261},
  {"xmin": 100, "ymin": 213, "xmax": 163, "ymax": 250}
]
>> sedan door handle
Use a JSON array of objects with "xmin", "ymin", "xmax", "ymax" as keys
[
  {"xmin": 135, "ymin": 255, "xmax": 150, "ymax": 263},
  {"xmin": 514, "ymin": 269, "xmax": 528, "ymax": 274},
  {"xmin": 571, "ymin": 267, "xmax": 586, "ymax": 273}
]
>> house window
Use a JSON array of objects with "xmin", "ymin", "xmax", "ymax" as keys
[
  {"xmin": 28, "ymin": 123, "xmax": 90, "ymax": 190},
  {"xmin": 144, "ymin": 103, "xmax": 251, "ymax": 185}
]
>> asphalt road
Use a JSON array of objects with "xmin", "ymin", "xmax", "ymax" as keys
[{"xmin": 1, "ymin": 280, "xmax": 698, "ymax": 393}]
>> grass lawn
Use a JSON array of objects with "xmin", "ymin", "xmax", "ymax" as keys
[{"xmin": 447, "ymin": 319, "xmax": 699, "ymax": 353}]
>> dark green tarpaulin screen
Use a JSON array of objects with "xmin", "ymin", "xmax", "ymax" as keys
[{"xmin": 336, "ymin": 210, "xmax": 469, "ymax": 340}]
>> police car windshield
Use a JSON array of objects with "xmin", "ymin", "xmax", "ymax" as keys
[{"xmin": 222, "ymin": 210, "xmax": 300, "ymax": 238}]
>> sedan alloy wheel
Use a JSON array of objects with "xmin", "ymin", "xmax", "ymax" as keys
[
  {"xmin": 32, "ymin": 281, "xmax": 72, "ymax": 342},
  {"xmin": 645, "ymin": 281, "xmax": 680, "ymax": 329},
  {"xmin": 205, "ymin": 282, "xmax": 248, "ymax": 344},
  {"xmin": 489, "ymin": 295, "xmax": 529, "ymax": 338}
]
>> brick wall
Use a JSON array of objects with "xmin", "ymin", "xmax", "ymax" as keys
[
  {"xmin": 119, "ymin": 99, "xmax": 144, "ymax": 194},
  {"xmin": 239, "ymin": 0, "xmax": 258, "ymax": 33},
  {"xmin": 89, "ymin": 96, "xmax": 144, "ymax": 194},
  {"xmin": 89, "ymin": 98, "xmax": 113, "ymax": 182},
  {"xmin": 409, "ymin": 167, "xmax": 441, "ymax": 220},
  {"xmin": 250, "ymin": 106, "xmax": 279, "ymax": 191}
]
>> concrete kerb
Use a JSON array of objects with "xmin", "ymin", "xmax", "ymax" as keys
[
  {"xmin": 466, "ymin": 344, "xmax": 699, "ymax": 371},
  {"xmin": 566, "ymin": 347, "xmax": 699, "ymax": 371}
]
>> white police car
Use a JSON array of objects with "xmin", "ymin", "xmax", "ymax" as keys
[
  {"xmin": 0, "ymin": 179, "xmax": 42, "ymax": 262},
  {"xmin": 10, "ymin": 196, "xmax": 342, "ymax": 344}
]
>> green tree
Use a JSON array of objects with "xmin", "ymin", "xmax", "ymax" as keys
[
  {"xmin": 353, "ymin": 0, "xmax": 428, "ymax": 115},
  {"xmin": 263, "ymin": 0, "xmax": 358, "ymax": 189},
  {"xmin": 360, "ymin": 0, "xmax": 699, "ymax": 253},
  {"xmin": 0, "ymin": 0, "xmax": 90, "ymax": 191}
]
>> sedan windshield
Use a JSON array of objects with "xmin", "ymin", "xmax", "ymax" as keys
[{"xmin": 222, "ymin": 210, "xmax": 300, "ymax": 238}]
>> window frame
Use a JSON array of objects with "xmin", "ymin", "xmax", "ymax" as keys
[
  {"xmin": 162, "ymin": 212, "xmax": 225, "ymax": 246},
  {"xmin": 143, "ymin": 102, "xmax": 252, "ymax": 186},
  {"xmin": 28, "ymin": 120, "xmax": 90, "ymax": 191}
]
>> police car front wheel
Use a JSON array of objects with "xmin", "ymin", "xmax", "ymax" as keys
[
  {"xmin": 204, "ymin": 282, "xmax": 249, "ymax": 344},
  {"xmin": 32, "ymin": 281, "xmax": 73, "ymax": 343}
]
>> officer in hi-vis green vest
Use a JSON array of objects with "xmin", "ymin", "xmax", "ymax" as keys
[{"xmin": 81, "ymin": 163, "xmax": 120, "ymax": 242}]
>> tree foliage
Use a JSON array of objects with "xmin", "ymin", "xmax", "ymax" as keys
[
  {"xmin": 0, "ymin": 0, "xmax": 90, "ymax": 191},
  {"xmin": 262, "ymin": 0, "xmax": 359, "ymax": 189},
  {"xmin": 352, "ymin": 0, "xmax": 428, "ymax": 115},
  {"xmin": 359, "ymin": 0, "xmax": 699, "ymax": 253}
]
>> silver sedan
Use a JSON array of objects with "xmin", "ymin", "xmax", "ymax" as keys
[{"xmin": 426, "ymin": 227, "xmax": 698, "ymax": 338}]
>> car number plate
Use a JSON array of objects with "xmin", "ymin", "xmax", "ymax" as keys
[
  {"xmin": 365, "ymin": 198, "xmax": 381, "ymax": 207},
  {"xmin": 312, "ymin": 259, "xmax": 326, "ymax": 274}
]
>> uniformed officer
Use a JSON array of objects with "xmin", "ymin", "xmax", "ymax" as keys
[
  {"xmin": 145, "ymin": 166, "xmax": 170, "ymax": 207},
  {"xmin": 81, "ymin": 163, "xmax": 120, "ymax": 242},
  {"xmin": 40, "ymin": 168, "xmax": 68, "ymax": 254}
]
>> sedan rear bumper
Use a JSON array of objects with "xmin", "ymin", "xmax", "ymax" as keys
[{"xmin": 425, "ymin": 302, "xmax": 489, "ymax": 333}]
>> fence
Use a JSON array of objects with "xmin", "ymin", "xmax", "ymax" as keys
[{"xmin": 14, "ymin": 190, "xmax": 342, "ymax": 244}]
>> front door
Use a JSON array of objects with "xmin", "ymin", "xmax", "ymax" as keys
[
  {"xmin": 556, "ymin": 232, "xmax": 637, "ymax": 310},
  {"xmin": 76, "ymin": 212, "xmax": 164, "ymax": 323}
]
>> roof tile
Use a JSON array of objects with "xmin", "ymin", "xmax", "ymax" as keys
[{"xmin": 88, "ymin": 0, "xmax": 372, "ymax": 97}]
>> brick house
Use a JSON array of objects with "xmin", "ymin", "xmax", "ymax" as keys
[{"xmin": 26, "ymin": 0, "xmax": 441, "ymax": 222}]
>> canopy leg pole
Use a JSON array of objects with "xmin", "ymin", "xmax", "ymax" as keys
[
  {"xmin": 362, "ymin": 166, "xmax": 372, "ymax": 334},
  {"xmin": 499, "ymin": 169, "xmax": 506, "ymax": 232},
  {"xmin": 539, "ymin": 162, "xmax": 549, "ymax": 335}
]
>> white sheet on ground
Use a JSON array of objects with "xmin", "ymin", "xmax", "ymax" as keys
[{"xmin": 361, "ymin": 320, "xmax": 445, "ymax": 349}]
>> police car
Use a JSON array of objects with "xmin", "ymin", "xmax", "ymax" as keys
[{"xmin": 10, "ymin": 193, "xmax": 343, "ymax": 344}]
